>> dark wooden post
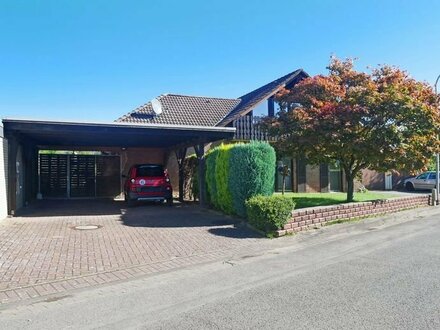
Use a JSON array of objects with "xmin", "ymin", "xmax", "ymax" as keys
[
  {"xmin": 22, "ymin": 141, "xmax": 38, "ymax": 206},
  {"xmin": 175, "ymin": 147, "xmax": 187, "ymax": 203},
  {"xmin": 320, "ymin": 164, "xmax": 329, "ymax": 192},
  {"xmin": 268, "ymin": 97, "xmax": 275, "ymax": 117},
  {"xmin": 194, "ymin": 143, "xmax": 206, "ymax": 207},
  {"xmin": 7, "ymin": 136, "xmax": 18, "ymax": 215}
]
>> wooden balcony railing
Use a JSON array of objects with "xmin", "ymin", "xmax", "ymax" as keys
[{"xmin": 232, "ymin": 116, "xmax": 276, "ymax": 141}]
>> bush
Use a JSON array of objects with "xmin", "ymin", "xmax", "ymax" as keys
[
  {"xmin": 229, "ymin": 142, "xmax": 276, "ymax": 217},
  {"xmin": 205, "ymin": 148, "xmax": 220, "ymax": 206},
  {"xmin": 183, "ymin": 155, "xmax": 198, "ymax": 200},
  {"xmin": 245, "ymin": 195, "xmax": 295, "ymax": 232},
  {"xmin": 215, "ymin": 144, "xmax": 234, "ymax": 213}
]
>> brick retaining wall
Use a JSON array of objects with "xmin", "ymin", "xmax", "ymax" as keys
[{"xmin": 276, "ymin": 195, "xmax": 431, "ymax": 237}]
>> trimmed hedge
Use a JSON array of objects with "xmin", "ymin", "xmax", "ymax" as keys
[
  {"xmin": 215, "ymin": 144, "xmax": 234, "ymax": 214},
  {"xmin": 229, "ymin": 142, "xmax": 276, "ymax": 217},
  {"xmin": 205, "ymin": 148, "xmax": 220, "ymax": 207},
  {"xmin": 245, "ymin": 195, "xmax": 295, "ymax": 232},
  {"xmin": 204, "ymin": 141, "xmax": 276, "ymax": 217}
]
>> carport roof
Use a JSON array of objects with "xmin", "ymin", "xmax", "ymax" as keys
[{"xmin": 2, "ymin": 118, "xmax": 236, "ymax": 148}]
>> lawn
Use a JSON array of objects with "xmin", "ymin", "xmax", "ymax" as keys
[{"xmin": 276, "ymin": 192, "xmax": 401, "ymax": 209}]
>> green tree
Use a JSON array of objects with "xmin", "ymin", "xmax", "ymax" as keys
[{"xmin": 262, "ymin": 57, "xmax": 440, "ymax": 202}]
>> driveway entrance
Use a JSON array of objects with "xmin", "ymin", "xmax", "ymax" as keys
[{"xmin": 0, "ymin": 200, "xmax": 260, "ymax": 304}]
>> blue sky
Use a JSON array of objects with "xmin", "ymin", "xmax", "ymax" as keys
[{"xmin": 1, "ymin": 0, "xmax": 439, "ymax": 122}]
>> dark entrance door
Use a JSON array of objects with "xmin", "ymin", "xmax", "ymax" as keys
[
  {"xmin": 39, "ymin": 153, "xmax": 120, "ymax": 199},
  {"xmin": 329, "ymin": 163, "xmax": 342, "ymax": 192}
]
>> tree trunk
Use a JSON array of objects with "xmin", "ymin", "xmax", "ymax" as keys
[
  {"xmin": 282, "ymin": 174, "xmax": 286, "ymax": 195},
  {"xmin": 346, "ymin": 172, "xmax": 354, "ymax": 203}
]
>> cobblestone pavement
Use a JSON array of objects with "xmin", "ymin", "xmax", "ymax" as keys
[{"xmin": 0, "ymin": 200, "xmax": 261, "ymax": 305}]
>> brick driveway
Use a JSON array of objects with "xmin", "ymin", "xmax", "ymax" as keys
[{"xmin": 0, "ymin": 200, "xmax": 261, "ymax": 305}]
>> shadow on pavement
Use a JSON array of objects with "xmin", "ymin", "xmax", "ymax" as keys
[
  {"xmin": 17, "ymin": 199, "xmax": 261, "ymax": 239},
  {"xmin": 15, "ymin": 199, "xmax": 123, "ymax": 217}
]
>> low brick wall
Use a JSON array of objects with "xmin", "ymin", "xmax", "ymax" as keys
[{"xmin": 276, "ymin": 195, "xmax": 431, "ymax": 237}]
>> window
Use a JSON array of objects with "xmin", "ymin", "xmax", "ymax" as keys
[
  {"xmin": 416, "ymin": 173, "xmax": 429, "ymax": 180},
  {"xmin": 136, "ymin": 165, "xmax": 164, "ymax": 177},
  {"xmin": 429, "ymin": 173, "xmax": 437, "ymax": 180}
]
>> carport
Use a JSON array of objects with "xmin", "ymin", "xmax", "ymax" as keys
[{"xmin": 2, "ymin": 118, "xmax": 235, "ymax": 215}]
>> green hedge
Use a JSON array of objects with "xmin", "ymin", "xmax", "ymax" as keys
[
  {"xmin": 205, "ymin": 148, "xmax": 220, "ymax": 207},
  {"xmin": 245, "ymin": 195, "xmax": 295, "ymax": 232},
  {"xmin": 215, "ymin": 144, "xmax": 234, "ymax": 214},
  {"xmin": 229, "ymin": 142, "xmax": 276, "ymax": 217},
  {"xmin": 204, "ymin": 141, "xmax": 276, "ymax": 217}
]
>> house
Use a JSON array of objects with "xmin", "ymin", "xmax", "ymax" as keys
[
  {"xmin": 115, "ymin": 69, "xmax": 328, "ymax": 196},
  {"xmin": 0, "ymin": 68, "xmax": 391, "ymax": 217},
  {"xmin": 116, "ymin": 68, "xmax": 388, "ymax": 195}
]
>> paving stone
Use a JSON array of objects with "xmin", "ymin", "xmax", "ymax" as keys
[{"xmin": 0, "ymin": 200, "xmax": 261, "ymax": 304}]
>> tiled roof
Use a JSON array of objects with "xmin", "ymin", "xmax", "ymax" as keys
[
  {"xmin": 116, "ymin": 94, "xmax": 241, "ymax": 127},
  {"xmin": 216, "ymin": 69, "xmax": 308, "ymax": 126},
  {"xmin": 116, "ymin": 69, "xmax": 308, "ymax": 127}
]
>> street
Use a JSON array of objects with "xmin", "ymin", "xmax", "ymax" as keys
[{"xmin": 1, "ymin": 207, "xmax": 440, "ymax": 329}]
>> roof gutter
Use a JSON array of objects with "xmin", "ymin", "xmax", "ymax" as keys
[{"xmin": 2, "ymin": 118, "xmax": 236, "ymax": 133}]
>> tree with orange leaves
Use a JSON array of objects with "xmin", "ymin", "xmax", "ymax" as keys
[{"xmin": 262, "ymin": 57, "xmax": 440, "ymax": 202}]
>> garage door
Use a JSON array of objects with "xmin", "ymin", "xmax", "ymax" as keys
[{"xmin": 39, "ymin": 154, "xmax": 120, "ymax": 198}]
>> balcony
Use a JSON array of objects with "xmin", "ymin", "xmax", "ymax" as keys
[{"xmin": 232, "ymin": 115, "xmax": 276, "ymax": 141}]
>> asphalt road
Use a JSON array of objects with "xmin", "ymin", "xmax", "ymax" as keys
[{"xmin": 1, "ymin": 207, "xmax": 440, "ymax": 329}]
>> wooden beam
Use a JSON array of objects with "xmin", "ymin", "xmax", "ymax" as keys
[
  {"xmin": 7, "ymin": 137, "xmax": 18, "ymax": 215},
  {"xmin": 194, "ymin": 143, "xmax": 206, "ymax": 207},
  {"xmin": 268, "ymin": 97, "xmax": 275, "ymax": 117}
]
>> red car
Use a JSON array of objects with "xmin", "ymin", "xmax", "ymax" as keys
[{"xmin": 124, "ymin": 164, "xmax": 173, "ymax": 206}]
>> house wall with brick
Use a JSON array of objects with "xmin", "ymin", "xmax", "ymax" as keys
[
  {"xmin": 305, "ymin": 164, "xmax": 321, "ymax": 192},
  {"xmin": 115, "ymin": 147, "xmax": 167, "ymax": 198},
  {"xmin": 119, "ymin": 147, "xmax": 166, "ymax": 176}
]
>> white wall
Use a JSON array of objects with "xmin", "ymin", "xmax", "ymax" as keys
[{"xmin": 0, "ymin": 125, "xmax": 8, "ymax": 220}]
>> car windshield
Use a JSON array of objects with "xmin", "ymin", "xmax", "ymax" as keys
[{"xmin": 136, "ymin": 165, "xmax": 164, "ymax": 177}]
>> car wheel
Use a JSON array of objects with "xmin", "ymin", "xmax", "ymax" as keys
[
  {"xmin": 166, "ymin": 198, "xmax": 173, "ymax": 206},
  {"xmin": 405, "ymin": 182, "xmax": 415, "ymax": 191},
  {"xmin": 125, "ymin": 194, "xmax": 136, "ymax": 207}
]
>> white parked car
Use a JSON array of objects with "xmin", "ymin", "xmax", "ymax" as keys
[{"xmin": 404, "ymin": 171, "xmax": 437, "ymax": 191}]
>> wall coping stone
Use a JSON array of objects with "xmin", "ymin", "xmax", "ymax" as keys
[{"xmin": 280, "ymin": 194, "xmax": 430, "ymax": 235}]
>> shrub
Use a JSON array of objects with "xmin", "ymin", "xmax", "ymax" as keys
[
  {"xmin": 205, "ymin": 148, "xmax": 220, "ymax": 206},
  {"xmin": 183, "ymin": 155, "xmax": 198, "ymax": 200},
  {"xmin": 229, "ymin": 142, "xmax": 276, "ymax": 216},
  {"xmin": 245, "ymin": 195, "xmax": 295, "ymax": 232},
  {"xmin": 215, "ymin": 144, "xmax": 234, "ymax": 213}
]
